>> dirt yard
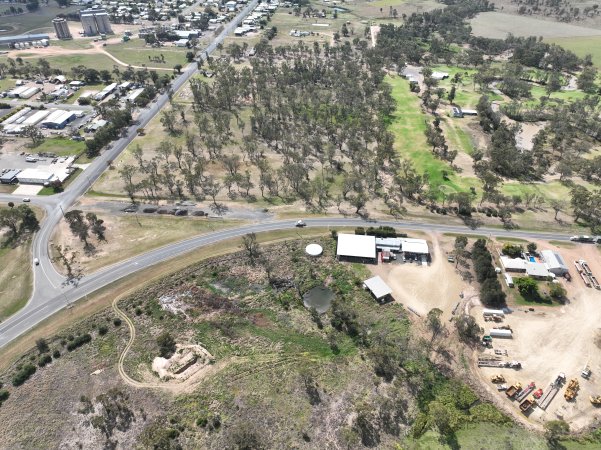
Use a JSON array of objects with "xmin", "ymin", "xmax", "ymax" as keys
[
  {"xmin": 368, "ymin": 233, "xmax": 470, "ymax": 321},
  {"xmin": 473, "ymin": 242, "xmax": 601, "ymax": 431}
]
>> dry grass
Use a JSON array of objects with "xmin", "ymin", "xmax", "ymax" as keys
[
  {"xmin": 0, "ymin": 226, "xmax": 338, "ymax": 372},
  {"xmin": 51, "ymin": 212, "xmax": 244, "ymax": 273}
]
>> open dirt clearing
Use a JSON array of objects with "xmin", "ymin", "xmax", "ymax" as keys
[
  {"xmin": 369, "ymin": 233, "xmax": 470, "ymax": 321},
  {"xmin": 473, "ymin": 242, "xmax": 601, "ymax": 431},
  {"xmin": 470, "ymin": 12, "xmax": 601, "ymax": 38}
]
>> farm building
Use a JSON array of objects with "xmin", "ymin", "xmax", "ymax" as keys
[
  {"xmin": 500, "ymin": 256, "xmax": 526, "ymax": 272},
  {"xmin": 363, "ymin": 276, "xmax": 393, "ymax": 302},
  {"xmin": 17, "ymin": 168, "xmax": 54, "ymax": 185},
  {"xmin": 86, "ymin": 118, "xmax": 108, "ymax": 132},
  {"xmin": 41, "ymin": 110, "xmax": 77, "ymax": 129},
  {"xmin": 22, "ymin": 110, "xmax": 50, "ymax": 126},
  {"xmin": 0, "ymin": 34, "xmax": 49, "ymax": 48},
  {"xmin": 0, "ymin": 169, "xmax": 20, "ymax": 184},
  {"xmin": 336, "ymin": 233, "xmax": 377, "ymax": 264},
  {"xmin": 375, "ymin": 237, "xmax": 402, "ymax": 252},
  {"xmin": 94, "ymin": 83, "xmax": 118, "ymax": 101},
  {"xmin": 18, "ymin": 87, "xmax": 41, "ymax": 99},
  {"xmin": 69, "ymin": 80, "xmax": 86, "ymax": 87},
  {"xmin": 124, "ymin": 88, "xmax": 144, "ymax": 103},
  {"xmin": 541, "ymin": 250, "xmax": 568, "ymax": 276},
  {"xmin": 7, "ymin": 86, "xmax": 29, "ymax": 98},
  {"xmin": 401, "ymin": 238, "xmax": 429, "ymax": 259}
]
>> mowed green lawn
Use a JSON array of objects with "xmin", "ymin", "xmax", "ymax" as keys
[
  {"xmin": 104, "ymin": 39, "xmax": 189, "ymax": 68},
  {"xmin": 10, "ymin": 53, "xmax": 118, "ymax": 73},
  {"xmin": 386, "ymin": 75, "xmax": 480, "ymax": 197},
  {"xmin": 546, "ymin": 35, "xmax": 601, "ymax": 67}
]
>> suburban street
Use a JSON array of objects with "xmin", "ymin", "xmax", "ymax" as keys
[{"xmin": 0, "ymin": 0, "xmax": 580, "ymax": 350}]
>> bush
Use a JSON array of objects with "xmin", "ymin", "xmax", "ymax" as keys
[
  {"xmin": 98, "ymin": 325, "xmax": 108, "ymax": 336},
  {"xmin": 12, "ymin": 363, "xmax": 37, "ymax": 386},
  {"xmin": 157, "ymin": 332, "xmax": 176, "ymax": 358},
  {"xmin": 66, "ymin": 334, "xmax": 92, "ymax": 352},
  {"xmin": 0, "ymin": 389, "xmax": 9, "ymax": 402},
  {"xmin": 502, "ymin": 243, "xmax": 522, "ymax": 258},
  {"xmin": 548, "ymin": 282, "xmax": 567, "ymax": 299},
  {"xmin": 53, "ymin": 349, "xmax": 61, "ymax": 358},
  {"xmin": 113, "ymin": 318, "xmax": 122, "ymax": 327},
  {"xmin": 38, "ymin": 354, "xmax": 52, "ymax": 367},
  {"xmin": 35, "ymin": 338, "xmax": 49, "ymax": 354},
  {"xmin": 515, "ymin": 277, "xmax": 539, "ymax": 298}
]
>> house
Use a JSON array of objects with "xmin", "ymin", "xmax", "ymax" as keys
[
  {"xmin": 336, "ymin": 233, "xmax": 377, "ymax": 264},
  {"xmin": 541, "ymin": 250, "xmax": 568, "ymax": 276},
  {"xmin": 525, "ymin": 262, "xmax": 552, "ymax": 279},
  {"xmin": 363, "ymin": 276, "xmax": 393, "ymax": 302},
  {"xmin": 500, "ymin": 256, "xmax": 526, "ymax": 272}
]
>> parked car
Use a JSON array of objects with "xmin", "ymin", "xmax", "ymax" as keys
[
  {"xmin": 295, "ymin": 220, "xmax": 306, "ymax": 227},
  {"xmin": 22, "ymin": 198, "xmax": 30, "ymax": 202}
]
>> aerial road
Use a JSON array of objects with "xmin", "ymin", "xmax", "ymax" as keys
[
  {"xmin": 0, "ymin": 215, "xmax": 575, "ymax": 349},
  {"xmin": 0, "ymin": 0, "xmax": 579, "ymax": 350}
]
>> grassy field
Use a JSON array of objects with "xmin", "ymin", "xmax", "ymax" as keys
[
  {"xmin": 0, "ymin": 5, "xmax": 81, "ymax": 36},
  {"xmin": 431, "ymin": 64, "xmax": 503, "ymax": 108},
  {"xmin": 387, "ymin": 75, "xmax": 480, "ymax": 197},
  {"xmin": 546, "ymin": 35, "xmax": 601, "ymax": 67},
  {"xmin": 66, "ymin": 83, "xmax": 105, "ymax": 104},
  {"xmin": 469, "ymin": 12, "xmax": 601, "ymax": 39},
  {"xmin": 103, "ymin": 39, "xmax": 189, "ymax": 68},
  {"xmin": 0, "ymin": 240, "xmax": 32, "ymax": 320},
  {"xmin": 32, "ymin": 137, "xmax": 85, "ymax": 157},
  {"xmin": 52, "ymin": 213, "xmax": 244, "ymax": 273},
  {"xmin": 12, "ymin": 53, "xmax": 118, "ymax": 73},
  {"xmin": 0, "ymin": 78, "xmax": 16, "ymax": 91}
]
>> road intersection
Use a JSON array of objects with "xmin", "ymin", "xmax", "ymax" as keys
[{"xmin": 0, "ymin": 0, "xmax": 579, "ymax": 349}]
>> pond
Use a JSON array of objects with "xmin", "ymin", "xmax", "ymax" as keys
[{"xmin": 303, "ymin": 286, "xmax": 335, "ymax": 314}]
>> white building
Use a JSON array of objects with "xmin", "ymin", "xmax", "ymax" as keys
[
  {"xmin": 336, "ymin": 233, "xmax": 377, "ymax": 263},
  {"xmin": 17, "ymin": 168, "xmax": 55, "ymax": 185},
  {"xmin": 541, "ymin": 250, "xmax": 568, "ymax": 276},
  {"xmin": 363, "ymin": 275, "xmax": 393, "ymax": 301}
]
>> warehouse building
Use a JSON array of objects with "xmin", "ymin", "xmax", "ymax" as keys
[
  {"xmin": 18, "ymin": 86, "xmax": 41, "ymax": 99},
  {"xmin": 0, "ymin": 33, "xmax": 49, "ymax": 48},
  {"xmin": 0, "ymin": 169, "xmax": 21, "ymax": 184},
  {"xmin": 541, "ymin": 250, "xmax": 569, "ymax": 276},
  {"xmin": 17, "ymin": 168, "xmax": 55, "ymax": 185},
  {"xmin": 94, "ymin": 82, "xmax": 118, "ymax": 101},
  {"xmin": 401, "ymin": 238, "xmax": 430, "ymax": 259},
  {"xmin": 336, "ymin": 233, "xmax": 377, "ymax": 264},
  {"xmin": 41, "ymin": 110, "xmax": 77, "ymax": 129},
  {"xmin": 22, "ymin": 110, "xmax": 50, "ymax": 126}
]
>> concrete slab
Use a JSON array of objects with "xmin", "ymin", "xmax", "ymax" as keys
[{"xmin": 13, "ymin": 184, "xmax": 43, "ymax": 195}]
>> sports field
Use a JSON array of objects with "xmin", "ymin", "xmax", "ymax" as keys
[{"xmin": 470, "ymin": 12, "xmax": 601, "ymax": 39}]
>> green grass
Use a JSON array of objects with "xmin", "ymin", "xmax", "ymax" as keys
[
  {"xmin": 103, "ymin": 39, "xmax": 189, "ymax": 68},
  {"xmin": 0, "ymin": 77, "xmax": 15, "ymax": 91},
  {"xmin": 52, "ymin": 39, "xmax": 95, "ymax": 51},
  {"xmin": 442, "ymin": 117, "xmax": 475, "ymax": 155},
  {"xmin": 8, "ymin": 53, "xmax": 117, "ymax": 73},
  {"xmin": 67, "ymin": 83, "xmax": 104, "ymax": 104},
  {"xmin": 0, "ymin": 5, "xmax": 81, "ymax": 36},
  {"xmin": 431, "ymin": 64, "xmax": 502, "ymax": 108},
  {"xmin": 386, "ymin": 75, "xmax": 480, "ymax": 198},
  {"xmin": 496, "ymin": 237, "xmax": 528, "ymax": 243},
  {"xmin": 31, "ymin": 137, "xmax": 85, "ymax": 157},
  {"xmin": 546, "ymin": 36, "xmax": 601, "ymax": 67}
]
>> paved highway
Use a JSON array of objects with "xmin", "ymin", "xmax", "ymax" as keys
[
  {"xmin": 0, "ymin": 215, "xmax": 574, "ymax": 348},
  {"xmin": 0, "ymin": 0, "xmax": 580, "ymax": 350}
]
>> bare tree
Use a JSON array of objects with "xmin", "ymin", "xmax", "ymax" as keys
[{"xmin": 241, "ymin": 232, "xmax": 261, "ymax": 265}]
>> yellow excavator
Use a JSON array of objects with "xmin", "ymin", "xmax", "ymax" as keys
[
  {"xmin": 564, "ymin": 379, "xmax": 579, "ymax": 401},
  {"xmin": 491, "ymin": 374, "xmax": 506, "ymax": 384}
]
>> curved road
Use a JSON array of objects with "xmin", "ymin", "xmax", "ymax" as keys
[
  {"xmin": 0, "ymin": 0, "xmax": 579, "ymax": 349},
  {"xmin": 0, "ymin": 215, "xmax": 573, "ymax": 348}
]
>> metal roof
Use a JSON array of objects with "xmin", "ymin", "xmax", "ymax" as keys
[
  {"xmin": 500, "ymin": 256, "xmax": 526, "ymax": 271},
  {"xmin": 363, "ymin": 276, "xmax": 392, "ymax": 299},
  {"xmin": 0, "ymin": 34, "xmax": 49, "ymax": 44},
  {"xmin": 525, "ymin": 262, "xmax": 551, "ymax": 278},
  {"xmin": 336, "ymin": 233, "xmax": 376, "ymax": 259},
  {"xmin": 401, "ymin": 238, "xmax": 429, "ymax": 254},
  {"xmin": 541, "ymin": 250, "xmax": 567, "ymax": 270}
]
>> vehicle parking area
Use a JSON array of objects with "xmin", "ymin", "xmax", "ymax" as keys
[{"xmin": 473, "ymin": 241, "xmax": 601, "ymax": 430}]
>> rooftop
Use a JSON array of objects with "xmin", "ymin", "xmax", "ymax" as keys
[
  {"xmin": 336, "ymin": 233, "xmax": 376, "ymax": 259},
  {"xmin": 363, "ymin": 276, "xmax": 392, "ymax": 299}
]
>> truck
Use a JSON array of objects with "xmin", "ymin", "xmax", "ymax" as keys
[
  {"xmin": 538, "ymin": 373, "xmax": 565, "ymax": 410},
  {"xmin": 506, "ymin": 383, "xmax": 522, "ymax": 398},
  {"xmin": 516, "ymin": 382, "xmax": 536, "ymax": 403},
  {"xmin": 519, "ymin": 398, "xmax": 534, "ymax": 413}
]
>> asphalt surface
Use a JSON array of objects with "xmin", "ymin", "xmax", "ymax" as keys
[{"xmin": 0, "ymin": 0, "xmax": 582, "ymax": 349}]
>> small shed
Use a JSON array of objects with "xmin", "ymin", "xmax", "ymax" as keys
[{"xmin": 363, "ymin": 276, "xmax": 393, "ymax": 301}]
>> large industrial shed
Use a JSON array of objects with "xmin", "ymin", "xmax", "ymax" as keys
[
  {"xmin": 41, "ymin": 110, "xmax": 77, "ymax": 129},
  {"xmin": 336, "ymin": 233, "xmax": 377, "ymax": 264},
  {"xmin": 17, "ymin": 168, "xmax": 54, "ymax": 185},
  {"xmin": 541, "ymin": 250, "xmax": 568, "ymax": 275}
]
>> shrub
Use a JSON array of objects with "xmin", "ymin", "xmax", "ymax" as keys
[
  {"xmin": 66, "ymin": 334, "xmax": 92, "ymax": 352},
  {"xmin": 502, "ymin": 243, "xmax": 522, "ymax": 258},
  {"xmin": 38, "ymin": 354, "xmax": 52, "ymax": 367},
  {"xmin": 98, "ymin": 325, "xmax": 108, "ymax": 336},
  {"xmin": 113, "ymin": 318, "xmax": 122, "ymax": 327},
  {"xmin": 12, "ymin": 363, "xmax": 37, "ymax": 386},
  {"xmin": 53, "ymin": 349, "xmax": 61, "ymax": 358},
  {"xmin": 35, "ymin": 338, "xmax": 49, "ymax": 354},
  {"xmin": 157, "ymin": 332, "xmax": 176, "ymax": 358}
]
